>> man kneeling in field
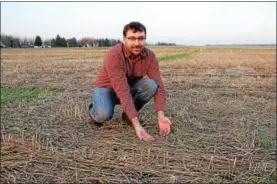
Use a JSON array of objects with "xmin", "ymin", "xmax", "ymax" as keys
[{"xmin": 89, "ymin": 21, "xmax": 172, "ymax": 142}]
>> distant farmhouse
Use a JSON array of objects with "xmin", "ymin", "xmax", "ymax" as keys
[
  {"xmin": 81, "ymin": 43, "xmax": 99, "ymax": 48},
  {"xmin": 82, "ymin": 43, "xmax": 92, "ymax": 48}
]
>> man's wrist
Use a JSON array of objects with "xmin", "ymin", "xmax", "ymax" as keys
[
  {"xmin": 131, "ymin": 117, "xmax": 142, "ymax": 129},
  {"xmin": 158, "ymin": 111, "xmax": 165, "ymax": 118}
]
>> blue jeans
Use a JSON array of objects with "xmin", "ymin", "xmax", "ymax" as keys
[{"xmin": 90, "ymin": 78, "xmax": 158, "ymax": 123}]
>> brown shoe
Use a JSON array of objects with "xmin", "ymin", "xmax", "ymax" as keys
[{"xmin": 89, "ymin": 103, "xmax": 103, "ymax": 127}]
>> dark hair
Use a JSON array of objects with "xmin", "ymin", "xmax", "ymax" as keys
[{"xmin": 123, "ymin": 21, "xmax": 147, "ymax": 37}]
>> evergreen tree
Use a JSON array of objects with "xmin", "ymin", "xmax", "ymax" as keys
[
  {"xmin": 61, "ymin": 38, "xmax": 67, "ymax": 47},
  {"xmin": 104, "ymin": 38, "xmax": 110, "ymax": 47},
  {"xmin": 67, "ymin": 37, "xmax": 78, "ymax": 47},
  {"xmin": 34, "ymin": 35, "xmax": 42, "ymax": 46},
  {"xmin": 55, "ymin": 34, "xmax": 62, "ymax": 47}
]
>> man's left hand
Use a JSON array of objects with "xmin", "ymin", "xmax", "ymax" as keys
[{"xmin": 158, "ymin": 116, "xmax": 172, "ymax": 136}]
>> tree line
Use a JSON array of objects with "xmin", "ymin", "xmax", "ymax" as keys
[
  {"xmin": 0, "ymin": 33, "xmax": 178, "ymax": 48},
  {"xmin": 156, "ymin": 42, "xmax": 177, "ymax": 46},
  {"xmin": 0, "ymin": 34, "xmax": 122, "ymax": 48}
]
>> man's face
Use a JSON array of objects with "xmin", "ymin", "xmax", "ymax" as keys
[{"xmin": 123, "ymin": 29, "xmax": 146, "ymax": 56}]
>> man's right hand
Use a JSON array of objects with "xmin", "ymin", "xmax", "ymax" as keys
[{"xmin": 132, "ymin": 117, "xmax": 155, "ymax": 142}]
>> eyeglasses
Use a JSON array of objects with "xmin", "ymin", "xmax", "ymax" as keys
[{"xmin": 126, "ymin": 36, "xmax": 146, "ymax": 42}]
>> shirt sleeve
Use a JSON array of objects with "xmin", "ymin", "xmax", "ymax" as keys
[
  {"xmin": 147, "ymin": 52, "xmax": 166, "ymax": 113},
  {"xmin": 104, "ymin": 49, "xmax": 138, "ymax": 119}
]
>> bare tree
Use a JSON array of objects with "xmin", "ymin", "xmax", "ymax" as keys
[
  {"xmin": 28, "ymin": 37, "xmax": 35, "ymax": 46},
  {"xmin": 79, "ymin": 37, "xmax": 94, "ymax": 47}
]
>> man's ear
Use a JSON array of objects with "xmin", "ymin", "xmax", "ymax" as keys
[{"xmin": 123, "ymin": 36, "xmax": 126, "ymax": 44}]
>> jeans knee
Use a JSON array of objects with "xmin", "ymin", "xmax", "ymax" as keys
[{"xmin": 145, "ymin": 79, "xmax": 158, "ymax": 96}]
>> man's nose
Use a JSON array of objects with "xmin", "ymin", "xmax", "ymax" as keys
[{"xmin": 134, "ymin": 39, "xmax": 140, "ymax": 45}]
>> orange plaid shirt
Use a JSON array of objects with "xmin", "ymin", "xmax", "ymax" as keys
[{"xmin": 95, "ymin": 43, "xmax": 166, "ymax": 119}]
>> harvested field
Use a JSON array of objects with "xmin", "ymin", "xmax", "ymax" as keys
[{"xmin": 1, "ymin": 46, "xmax": 276, "ymax": 183}]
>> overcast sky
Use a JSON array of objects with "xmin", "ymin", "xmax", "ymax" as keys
[{"xmin": 1, "ymin": 2, "xmax": 276, "ymax": 45}]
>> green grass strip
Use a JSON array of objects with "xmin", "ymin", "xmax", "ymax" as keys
[
  {"xmin": 158, "ymin": 53, "xmax": 189, "ymax": 61},
  {"xmin": 1, "ymin": 87, "xmax": 53, "ymax": 104}
]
